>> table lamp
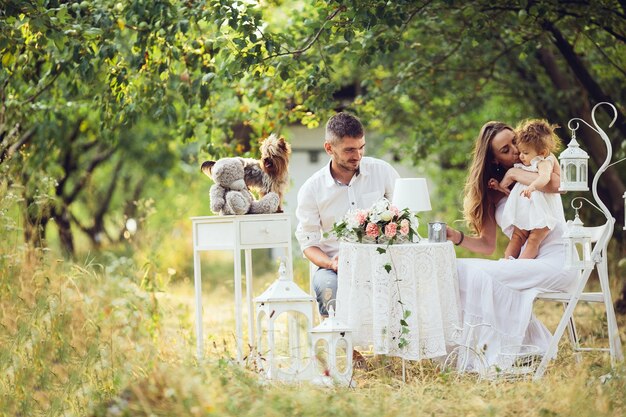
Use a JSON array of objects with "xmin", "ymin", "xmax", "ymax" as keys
[{"xmin": 392, "ymin": 178, "xmax": 432, "ymax": 241}]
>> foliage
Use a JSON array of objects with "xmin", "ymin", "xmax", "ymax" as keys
[
  {"xmin": 2, "ymin": 0, "xmax": 625, "ymax": 255},
  {"xmin": 328, "ymin": 198, "xmax": 419, "ymax": 244}
]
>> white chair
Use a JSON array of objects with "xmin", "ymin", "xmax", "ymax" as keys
[{"xmin": 533, "ymin": 218, "xmax": 624, "ymax": 380}]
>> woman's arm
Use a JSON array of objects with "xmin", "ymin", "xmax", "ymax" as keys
[{"xmin": 446, "ymin": 202, "xmax": 498, "ymax": 255}]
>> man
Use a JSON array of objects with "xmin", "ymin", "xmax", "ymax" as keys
[{"xmin": 295, "ymin": 112, "xmax": 400, "ymax": 316}]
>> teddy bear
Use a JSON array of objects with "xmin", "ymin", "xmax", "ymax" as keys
[{"xmin": 201, "ymin": 157, "xmax": 280, "ymax": 215}]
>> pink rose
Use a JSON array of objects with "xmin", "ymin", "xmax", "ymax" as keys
[
  {"xmin": 400, "ymin": 219, "xmax": 410, "ymax": 235},
  {"xmin": 356, "ymin": 210, "xmax": 367, "ymax": 225},
  {"xmin": 390, "ymin": 206, "xmax": 400, "ymax": 217},
  {"xmin": 366, "ymin": 222, "xmax": 379, "ymax": 238},
  {"xmin": 384, "ymin": 222, "xmax": 397, "ymax": 238}
]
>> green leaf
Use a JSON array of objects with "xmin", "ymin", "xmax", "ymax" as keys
[
  {"xmin": 400, "ymin": 319, "xmax": 408, "ymax": 327},
  {"xmin": 384, "ymin": 263, "xmax": 391, "ymax": 273},
  {"xmin": 403, "ymin": 309, "xmax": 411, "ymax": 319},
  {"xmin": 1, "ymin": 52, "xmax": 14, "ymax": 67},
  {"xmin": 376, "ymin": 247, "xmax": 386, "ymax": 254},
  {"xmin": 84, "ymin": 27, "xmax": 103, "ymax": 36}
]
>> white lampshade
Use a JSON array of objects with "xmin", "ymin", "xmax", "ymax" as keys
[{"xmin": 392, "ymin": 178, "xmax": 432, "ymax": 212}]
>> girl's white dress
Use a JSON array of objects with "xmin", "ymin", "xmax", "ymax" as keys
[
  {"xmin": 455, "ymin": 196, "xmax": 576, "ymax": 369},
  {"xmin": 500, "ymin": 155, "xmax": 565, "ymax": 237}
]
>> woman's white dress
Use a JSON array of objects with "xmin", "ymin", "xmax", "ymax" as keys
[
  {"xmin": 456, "ymin": 195, "xmax": 577, "ymax": 369},
  {"xmin": 500, "ymin": 156, "xmax": 565, "ymax": 236}
]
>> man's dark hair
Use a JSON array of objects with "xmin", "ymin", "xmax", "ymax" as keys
[{"xmin": 325, "ymin": 112, "xmax": 364, "ymax": 144}]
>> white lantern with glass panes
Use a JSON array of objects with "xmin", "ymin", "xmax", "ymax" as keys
[
  {"xmin": 558, "ymin": 131, "xmax": 589, "ymax": 192},
  {"xmin": 310, "ymin": 306, "xmax": 353, "ymax": 386},
  {"xmin": 563, "ymin": 212, "xmax": 594, "ymax": 270},
  {"xmin": 254, "ymin": 261, "xmax": 316, "ymax": 382}
]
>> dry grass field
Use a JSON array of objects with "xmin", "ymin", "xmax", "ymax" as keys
[{"xmin": 1, "ymin": 248, "xmax": 625, "ymax": 417}]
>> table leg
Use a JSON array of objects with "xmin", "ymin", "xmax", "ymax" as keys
[
  {"xmin": 284, "ymin": 247, "xmax": 294, "ymax": 280},
  {"xmin": 234, "ymin": 248, "xmax": 243, "ymax": 363},
  {"xmin": 245, "ymin": 249, "xmax": 254, "ymax": 346},
  {"xmin": 193, "ymin": 249, "xmax": 204, "ymax": 361}
]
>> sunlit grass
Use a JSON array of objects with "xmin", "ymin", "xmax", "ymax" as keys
[
  {"xmin": 1, "ymin": 246, "xmax": 625, "ymax": 417},
  {"xmin": 2, "ymin": 180, "xmax": 626, "ymax": 417}
]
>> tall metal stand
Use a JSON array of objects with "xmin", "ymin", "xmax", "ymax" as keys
[{"xmin": 534, "ymin": 102, "xmax": 624, "ymax": 380}]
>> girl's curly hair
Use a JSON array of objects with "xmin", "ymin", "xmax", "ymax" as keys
[{"xmin": 515, "ymin": 119, "xmax": 561, "ymax": 155}]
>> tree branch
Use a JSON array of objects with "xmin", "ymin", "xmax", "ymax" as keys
[
  {"xmin": 263, "ymin": 5, "xmax": 346, "ymax": 60},
  {"xmin": 56, "ymin": 121, "xmax": 83, "ymax": 196},
  {"xmin": 65, "ymin": 147, "xmax": 115, "ymax": 204},
  {"xmin": 22, "ymin": 70, "xmax": 61, "ymax": 104},
  {"xmin": 581, "ymin": 31, "xmax": 626, "ymax": 79},
  {"xmin": 0, "ymin": 126, "xmax": 35, "ymax": 164},
  {"xmin": 94, "ymin": 158, "xmax": 124, "ymax": 220},
  {"xmin": 542, "ymin": 19, "xmax": 626, "ymax": 138}
]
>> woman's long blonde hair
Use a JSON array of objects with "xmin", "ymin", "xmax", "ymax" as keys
[{"xmin": 463, "ymin": 121, "xmax": 514, "ymax": 234}]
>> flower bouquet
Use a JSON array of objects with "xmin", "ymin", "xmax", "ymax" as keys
[{"xmin": 328, "ymin": 198, "xmax": 419, "ymax": 244}]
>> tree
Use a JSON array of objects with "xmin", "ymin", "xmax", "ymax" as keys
[{"xmin": 2, "ymin": 1, "xmax": 625, "ymax": 303}]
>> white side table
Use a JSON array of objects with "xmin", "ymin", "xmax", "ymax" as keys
[{"xmin": 192, "ymin": 214, "xmax": 293, "ymax": 362}]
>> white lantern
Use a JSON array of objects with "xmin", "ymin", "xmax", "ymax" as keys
[
  {"xmin": 563, "ymin": 212, "xmax": 594, "ymax": 270},
  {"xmin": 255, "ymin": 262, "xmax": 316, "ymax": 382},
  {"xmin": 558, "ymin": 130, "xmax": 590, "ymax": 192},
  {"xmin": 310, "ymin": 306, "xmax": 353, "ymax": 386}
]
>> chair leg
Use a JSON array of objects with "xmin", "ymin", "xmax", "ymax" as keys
[
  {"xmin": 534, "ymin": 268, "xmax": 592, "ymax": 380},
  {"xmin": 596, "ymin": 256, "xmax": 624, "ymax": 364},
  {"xmin": 562, "ymin": 302, "xmax": 582, "ymax": 363}
]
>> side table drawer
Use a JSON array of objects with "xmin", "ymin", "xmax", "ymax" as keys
[{"xmin": 240, "ymin": 219, "xmax": 290, "ymax": 245}]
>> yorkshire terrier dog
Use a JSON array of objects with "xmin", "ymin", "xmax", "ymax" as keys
[{"xmin": 201, "ymin": 134, "xmax": 291, "ymax": 212}]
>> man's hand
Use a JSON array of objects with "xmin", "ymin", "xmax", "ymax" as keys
[{"xmin": 328, "ymin": 255, "xmax": 339, "ymax": 272}]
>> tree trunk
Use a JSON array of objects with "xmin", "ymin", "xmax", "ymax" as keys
[
  {"xmin": 55, "ymin": 207, "xmax": 75, "ymax": 258},
  {"xmin": 23, "ymin": 211, "xmax": 48, "ymax": 249},
  {"xmin": 529, "ymin": 42, "xmax": 626, "ymax": 314}
]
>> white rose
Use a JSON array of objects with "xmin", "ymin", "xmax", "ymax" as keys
[
  {"xmin": 345, "ymin": 210, "xmax": 361, "ymax": 229},
  {"xmin": 373, "ymin": 198, "xmax": 389, "ymax": 213},
  {"xmin": 380, "ymin": 210, "xmax": 393, "ymax": 222}
]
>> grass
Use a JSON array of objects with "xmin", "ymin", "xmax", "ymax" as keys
[
  {"xmin": 1, "ymin": 179, "xmax": 625, "ymax": 417},
  {"xmin": 1, "ymin": 246, "xmax": 625, "ymax": 417}
]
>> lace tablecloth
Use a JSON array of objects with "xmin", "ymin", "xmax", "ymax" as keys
[{"xmin": 336, "ymin": 241, "xmax": 461, "ymax": 360}]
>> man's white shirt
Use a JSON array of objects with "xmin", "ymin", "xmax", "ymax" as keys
[{"xmin": 295, "ymin": 156, "xmax": 400, "ymax": 258}]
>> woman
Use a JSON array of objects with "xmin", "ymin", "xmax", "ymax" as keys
[{"xmin": 446, "ymin": 121, "xmax": 577, "ymax": 370}]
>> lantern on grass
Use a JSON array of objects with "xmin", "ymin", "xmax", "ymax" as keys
[
  {"xmin": 563, "ymin": 210, "xmax": 594, "ymax": 270},
  {"xmin": 255, "ymin": 262, "xmax": 316, "ymax": 382},
  {"xmin": 310, "ymin": 306, "xmax": 353, "ymax": 386},
  {"xmin": 558, "ymin": 129, "xmax": 590, "ymax": 192}
]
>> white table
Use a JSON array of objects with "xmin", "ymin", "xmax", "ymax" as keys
[
  {"xmin": 336, "ymin": 241, "xmax": 461, "ymax": 361},
  {"xmin": 192, "ymin": 214, "xmax": 293, "ymax": 362}
]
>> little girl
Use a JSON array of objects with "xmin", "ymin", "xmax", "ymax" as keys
[{"xmin": 497, "ymin": 120, "xmax": 565, "ymax": 259}]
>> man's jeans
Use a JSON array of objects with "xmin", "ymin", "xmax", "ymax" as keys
[{"xmin": 312, "ymin": 267, "xmax": 338, "ymax": 316}]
